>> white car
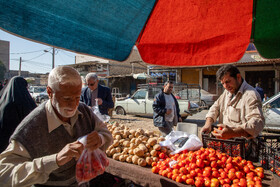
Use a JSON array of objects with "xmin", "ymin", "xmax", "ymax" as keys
[
  {"xmin": 29, "ymin": 86, "xmax": 46, "ymax": 101},
  {"xmin": 262, "ymin": 92, "xmax": 280, "ymax": 132},
  {"xmin": 115, "ymin": 88, "xmax": 201, "ymax": 120}
]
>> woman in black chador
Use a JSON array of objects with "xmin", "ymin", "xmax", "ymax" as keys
[{"xmin": 0, "ymin": 76, "xmax": 37, "ymax": 153}]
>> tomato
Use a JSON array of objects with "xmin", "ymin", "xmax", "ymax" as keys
[
  {"xmin": 220, "ymin": 171, "xmax": 227, "ymax": 179},
  {"xmin": 253, "ymin": 176, "xmax": 261, "ymax": 182},
  {"xmin": 228, "ymin": 172, "xmax": 236, "ymax": 180},
  {"xmin": 212, "ymin": 170, "xmax": 219, "ymax": 178},
  {"xmin": 190, "ymin": 170, "xmax": 197, "ymax": 177},
  {"xmin": 255, "ymin": 167, "xmax": 264, "ymax": 173},
  {"xmin": 190, "ymin": 163, "xmax": 198, "ymax": 170},
  {"xmin": 172, "ymin": 169, "xmax": 180, "ymax": 175},
  {"xmin": 211, "ymin": 178, "xmax": 219, "ymax": 187},
  {"xmin": 228, "ymin": 168, "xmax": 236, "ymax": 173},
  {"xmin": 226, "ymin": 156, "xmax": 232, "ymax": 163},
  {"xmin": 172, "ymin": 174, "xmax": 178, "ymax": 181},
  {"xmin": 179, "ymin": 167, "xmax": 187, "ymax": 175},
  {"xmin": 204, "ymin": 179, "xmax": 211, "ymax": 187},
  {"xmin": 195, "ymin": 168, "xmax": 202, "ymax": 174},
  {"xmin": 196, "ymin": 159, "xmax": 204, "ymax": 168},
  {"xmin": 226, "ymin": 163, "xmax": 233, "ymax": 170},
  {"xmin": 232, "ymin": 178, "xmax": 239, "ymax": 184},
  {"xmin": 222, "ymin": 184, "xmax": 230, "ymax": 187},
  {"xmin": 186, "ymin": 178, "xmax": 195, "ymax": 185},
  {"xmin": 257, "ymin": 171, "xmax": 264, "ymax": 178},
  {"xmin": 238, "ymin": 178, "xmax": 246, "ymax": 187},
  {"xmin": 203, "ymin": 170, "xmax": 211, "ymax": 177},
  {"xmin": 194, "ymin": 178, "xmax": 204, "ymax": 187},
  {"xmin": 211, "ymin": 161, "xmax": 218, "ymax": 168},
  {"xmin": 167, "ymin": 172, "xmax": 173, "ymax": 179},
  {"xmin": 176, "ymin": 175, "xmax": 183, "ymax": 183},
  {"xmin": 181, "ymin": 174, "xmax": 187, "ymax": 181},
  {"xmin": 246, "ymin": 171, "xmax": 255, "ymax": 179},
  {"xmin": 243, "ymin": 165, "xmax": 250, "ymax": 173},
  {"xmin": 152, "ymin": 166, "xmax": 159, "ymax": 173},
  {"xmin": 235, "ymin": 171, "xmax": 244, "ymax": 179}
]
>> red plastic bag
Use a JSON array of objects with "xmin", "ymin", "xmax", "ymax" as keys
[{"xmin": 76, "ymin": 148, "xmax": 109, "ymax": 184}]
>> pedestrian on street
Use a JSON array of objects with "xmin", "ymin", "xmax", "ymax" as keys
[
  {"xmin": 153, "ymin": 81, "xmax": 182, "ymax": 136},
  {"xmin": 200, "ymin": 64, "xmax": 264, "ymax": 139},
  {"xmin": 0, "ymin": 76, "xmax": 36, "ymax": 153},
  {"xmin": 80, "ymin": 73, "xmax": 114, "ymax": 115},
  {"xmin": 255, "ymin": 83, "xmax": 264, "ymax": 101}
]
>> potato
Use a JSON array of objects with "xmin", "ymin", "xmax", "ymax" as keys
[
  {"xmin": 130, "ymin": 143, "xmax": 137, "ymax": 149},
  {"xmin": 119, "ymin": 155, "xmax": 126, "ymax": 162},
  {"xmin": 150, "ymin": 150, "xmax": 157, "ymax": 157},
  {"xmin": 115, "ymin": 135, "xmax": 122, "ymax": 140},
  {"xmin": 134, "ymin": 148, "xmax": 144, "ymax": 157},
  {"xmin": 112, "ymin": 153, "xmax": 121, "ymax": 160},
  {"xmin": 128, "ymin": 135, "xmax": 134, "ymax": 139},
  {"xmin": 135, "ymin": 139, "xmax": 141, "ymax": 146},
  {"xmin": 132, "ymin": 155, "xmax": 139, "ymax": 164},
  {"xmin": 160, "ymin": 147, "xmax": 167, "ymax": 153},
  {"xmin": 153, "ymin": 144, "xmax": 161, "ymax": 151},
  {"xmin": 144, "ymin": 152, "xmax": 150, "ymax": 157},
  {"xmin": 146, "ymin": 157, "xmax": 153, "ymax": 165},
  {"xmin": 147, "ymin": 138, "xmax": 157, "ymax": 146},
  {"xmin": 138, "ymin": 143, "xmax": 148, "ymax": 152},
  {"xmin": 122, "ymin": 148, "xmax": 129, "ymax": 154},
  {"xmin": 135, "ymin": 131, "xmax": 141, "ymax": 138},
  {"xmin": 113, "ymin": 140, "xmax": 119, "ymax": 147},
  {"xmin": 126, "ymin": 155, "xmax": 132, "ymax": 163},
  {"xmin": 113, "ymin": 131, "xmax": 121, "ymax": 136},
  {"xmin": 136, "ymin": 128, "xmax": 144, "ymax": 135},
  {"xmin": 123, "ymin": 141, "xmax": 130, "ymax": 147},
  {"xmin": 128, "ymin": 149, "xmax": 134, "ymax": 155},
  {"xmin": 116, "ymin": 147, "xmax": 121, "ymax": 153},
  {"xmin": 110, "ymin": 148, "xmax": 117, "ymax": 156},
  {"xmin": 105, "ymin": 150, "xmax": 110, "ymax": 156},
  {"xmin": 131, "ymin": 138, "xmax": 136, "ymax": 144},
  {"xmin": 152, "ymin": 157, "xmax": 159, "ymax": 162},
  {"xmin": 129, "ymin": 130, "xmax": 136, "ymax": 136},
  {"xmin": 138, "ymin": 158, "xmax": 146, "ymax": 167}
]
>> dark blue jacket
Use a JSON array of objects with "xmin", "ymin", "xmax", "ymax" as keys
[
  {"xmin": 255, "ymin": 86, "xmax": 264, "ymax": 101},
  {"xmin": 152, "ymin": 90, "xmax": 180, "ymax": 127},
  {"xmin": 80, "ymin": 84, "xmax": 114, "ymax": 115}
]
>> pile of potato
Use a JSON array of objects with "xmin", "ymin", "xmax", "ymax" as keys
[{"xmin": 106, "ymin": 122, "xmax": 172, "ymax": 167}]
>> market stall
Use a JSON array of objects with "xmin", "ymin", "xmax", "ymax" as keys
[{"xmin": 106, "ymin": 158, "xmax": 280, "ymax": 187}]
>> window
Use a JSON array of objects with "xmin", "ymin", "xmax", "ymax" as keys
[{"xmin": 133, "ymin": 90, "xmax": 147, "ymax": 99}]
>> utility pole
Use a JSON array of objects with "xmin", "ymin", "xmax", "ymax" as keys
[
  {"xmin": 52, "ymin": 47, "xmax": 55, "ymax": 69},
  {"xmin": 19, "ymin": 57, "xmax": 22, "ymax": 76}
]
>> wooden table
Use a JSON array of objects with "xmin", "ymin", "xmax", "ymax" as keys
[{"xmin": 106, "ymin": 158, "xmax": 280, "ymax": 187}]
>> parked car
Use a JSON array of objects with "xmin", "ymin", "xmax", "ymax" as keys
[
  {"xmin": 29, "ymin": 86, "xmax": 46, "ymax": 101},
  {"xmin": 35, "ymin": 90, "xmax": 49, "ymax": 103},
  {"xmin": 177, "ymin": 88, "xmax": 218, "ymax": 108},
  {"xmin": 262, "ymin": 92, "xmax": 280, "ymax": 132},
  {"xmin": 200, "ymin": 89, "xmax": 219, "ymax": 108},
  {"xmin": 115, "ymin": 86, "xmax": 202, "ymax": 119}
]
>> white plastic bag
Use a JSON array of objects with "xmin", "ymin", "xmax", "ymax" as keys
[
  {"xmin": 92, "ymin": 99, "xmax": 110, "ymax": 122},
  {"xmin": 159, "ymin": 131, "xmax": 203, "ymax": 154}
]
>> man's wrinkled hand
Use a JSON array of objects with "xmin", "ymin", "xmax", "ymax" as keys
[
  {"xmin": 56, "ymin": 141, "xmax": 84, "ymax": 166},
  {"xmin": 200, "ymin": 124, "xmax": 212, "ymax": 135},
  {"xmin": 85, "ymin": 131, "xmax": 102, "ymax": 151}
]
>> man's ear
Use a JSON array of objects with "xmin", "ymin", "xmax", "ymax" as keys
[
  {"xmin": 237, "ymin": 74, "xmax": 242, "ymax": 83},
  {"xmin": 46, "ymin": 86, "xmax": 53, "ymax": 99}
]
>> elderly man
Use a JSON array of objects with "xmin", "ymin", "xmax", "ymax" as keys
[
  {"xmin": 0, "ymin": 66, "xmax": 113, "ymax": 187},
  {"xmin": 80, "ymin": 73, "xmax": 114, "ymax": 115},
  {"xmin": 201, "ymin": 64, "xmax": 264, "ymax": 139}
]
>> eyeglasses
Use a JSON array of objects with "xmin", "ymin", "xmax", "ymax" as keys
[{"xmin": 88, "ymin": 82, "xmax": 96, "ymax": 86}]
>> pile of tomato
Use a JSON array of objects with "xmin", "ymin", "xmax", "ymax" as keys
[{"xmin": 151, "ymin": 147, "xmax": 264, "ymax": 187}]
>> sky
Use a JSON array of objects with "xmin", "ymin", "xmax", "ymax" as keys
[{"xmin": 0, "ymin": 29, "xmax": 76, "ymax": 74}]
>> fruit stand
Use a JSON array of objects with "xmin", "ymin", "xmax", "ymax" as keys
[
  {"xmin": 105, "ymin": 158, "xmax": 280, "ymax": 187},
  {"xmin": 103, "ymin": 122, "xmax": 280, "ymax": 186}
]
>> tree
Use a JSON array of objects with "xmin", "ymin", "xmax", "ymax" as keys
[{"xmin": 0, "ymin": 60, "xmax": 6, "ymax": 81}]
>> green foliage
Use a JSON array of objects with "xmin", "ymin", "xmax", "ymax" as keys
[{"xmin": 0, "ymin": 60, "xmax": 6, "ymax": 81}]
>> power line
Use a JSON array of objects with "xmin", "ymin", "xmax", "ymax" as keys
[{"xmin": 10, "ymin": 48, "xmax": 50, "ymax": 54}]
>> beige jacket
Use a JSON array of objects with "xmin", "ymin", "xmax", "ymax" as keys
[{"xmin": 206, "ymin": 80, "xmax": 264, "ymax": 138}]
